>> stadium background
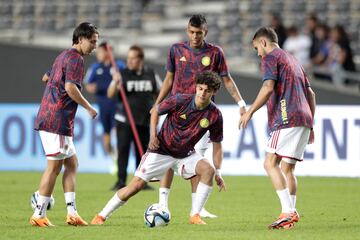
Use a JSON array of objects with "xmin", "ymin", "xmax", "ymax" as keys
[
  {"xmin": 0, "ymin": 1, "xmax": 359, "ymax": 239},
  {"xmin": 0, "ymin": 0, "xmax": 360, "ymax": 177}
]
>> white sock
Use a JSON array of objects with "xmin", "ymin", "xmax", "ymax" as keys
[
  {"xmin": 99, "ymin": 193, "xmax": 126, "ymax": 219},
  {"xmin": 190, "ymin": 193, "xmax": 196, "ymax": 216},
  {"xmin": 64, "ymin": 192, "xmax": 77, "ymax": 215},
  {"xmin": 276, "ymin": 188, "xmax": 292, "ymax": 213},
  {"xmin": 192, "ymin": 182, "xmax": 212, "ymax": 216},
  {"xmin": 159, "ymin": 188, "xmax": 170, "ymax": 208},
  {"xmin": 33, "ymin": 195, "xmax": 50, "ymax": 218},
  {"xmin": 290, "ymin": 194, "xmax": 297, "ymax": 210}
]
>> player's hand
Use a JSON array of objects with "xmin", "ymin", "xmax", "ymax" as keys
[
  {"xmin": 148, "ymin": 135, "xmax": 160, "ymax": 150},
  {"xmin": 239, "ymin": 106, "xmax": 246, "ymax": 116},
  {"xmin": 87, "ymin": 106, "xmax": 98, "ymax": 119},
  {"xmin": 308, "ymin": 128, "xmax": 314, "ymax": 144},
  {"xmin": 149, "ymin": 105, "xmax": 157, "ymax": 114},
  {"xmin": 239, "ymin": 111, "xmax": 252, "ymax": 129},
  {"xmin": 215, "ymin": 175, "xmax": 226, "ymax": 192}
]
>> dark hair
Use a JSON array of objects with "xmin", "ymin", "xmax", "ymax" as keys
[
  {"xmin": 98, "ymin": 41, "xmax": 108, "ymax": 49},
  {"xmin": 189, "ymin": 14, "xmax": 207, "ymax": 28},
  {"xmin": 72, "ymin": 22, "xmax": 98, "ymax": 45},
  {"xmin": 253, "ymin": 27, "xmax": 278, "ymax": 43},
  {"xmin": 195, "ymin": 71, "xmax": 221, "ymax": 91},
  {"xmin": 129, "ymin": 45, "xmax": 144, "ymax": 59}
]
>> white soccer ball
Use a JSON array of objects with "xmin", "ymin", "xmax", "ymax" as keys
[
  {"xmin": 30, "ymin": 190, "xmax": 55, "ymax": 211},
  {"xmin": 144, "ymin": 203, "xmax": 171, "ymax": 228}
]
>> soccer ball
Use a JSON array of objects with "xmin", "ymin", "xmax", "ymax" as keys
[
  {"xmin": 144, "ymin": 203, "xmax": 171, "ymax": 228},
  {"xmin": 30, "ymin": 190, "xmax": 55, "ymax": 211}
]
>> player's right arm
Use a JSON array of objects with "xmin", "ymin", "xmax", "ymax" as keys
[{"xmin": 65, "ymin": 82, "xmax": 97, "ymax": 119}]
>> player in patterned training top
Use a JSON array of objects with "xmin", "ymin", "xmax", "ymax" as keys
[
  {"xmin": 240, "ymin": 27, "xmax": 316, "ymax": 229},
  {"xmin": 154, "ymin": 14, "xmax": 246, "ymax": 219},
  {"xmin": 91, "ymin": 71, "xmax": 226, "ymax": 226},
  {"xmin": 30, "ymin": 22, "xmax": 98, "ymax": 227}
]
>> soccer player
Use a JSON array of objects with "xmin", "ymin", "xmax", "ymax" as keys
[
  {"xmin": 84, "ymin": 42, "xmax": 125, "ymax": 161},
  {"xmin": 30, "ymin": 22, "xmax": 99, "ymax": 227},
  {"xmin": 240, "ymin": 27, "xmax": 316, "ymax": 229},
  {"xmin": 91, "ymin": 71, "xmax": 226, "ymax": 225},
  {"xmin": 154, "ymin": 14, "xmax": 246, "ymax": 218}
]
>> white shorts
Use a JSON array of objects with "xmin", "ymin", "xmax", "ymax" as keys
[
  {"xmin": 39, "ymin": 130, "xmax": 76, "ymax": 160},
  {"xmin": 135, "ymin": 152, "xmax": 205, "ymax": 182},
  {"xmin": 195, "ymin": 131, "xmax": 211, "ymax": 156},
  {"xmin": 266, "ymin": 126, "xmax": 310, "ymax": 164}
]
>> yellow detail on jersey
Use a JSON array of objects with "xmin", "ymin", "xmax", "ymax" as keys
[
  {"xmin": 180, "ymin": 114, "xmax": 186, "ymax": 120},
  {"xmin": 180, "ymin": 56, "xmax": 186, "ymax": 61},
  {"xmin": 199, "ymin": 118, "xmax": 209, "ymax": 128},
  {"xmin": 201, "ymin": 56, "xmax": 211, "ymax": 66},
  {"xmin": 280, "ymin": 99, "xmax": 289, "ymax": 124}
]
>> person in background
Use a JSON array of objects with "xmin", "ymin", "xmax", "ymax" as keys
[
  {"xmin": 107, "ymin": 45, "xmax": 161, "ymax": 191},
  {"xmin": 85, "ymin": 42, "xmax": 126, "ymax": 165}
]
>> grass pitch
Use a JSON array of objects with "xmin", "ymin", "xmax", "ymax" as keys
[{"xmin": 0, "ymin": 172, "xmax": 359, "ymax": 240}]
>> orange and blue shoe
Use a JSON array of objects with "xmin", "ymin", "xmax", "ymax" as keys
[
  {"xmin": 268, "ymin": 213, "xmax": 295, "ymax": 229},
  {"xmin": 29, "ymin": 216, "xmax": 55, "ymax": 227},
  {"xmin": 90, "ymin": 214, "xmax": 106, "ymax": 225},
  {"xmin": 66, "ymin": 214, "xmax": 88, "ymax": 226},
  {"xmin": 292, "ymin": 210, "xmax": 300, "ymax": 222},
  {"xmin": 189, "ymin": 214, "xmax": 206, "ymax": 225}
]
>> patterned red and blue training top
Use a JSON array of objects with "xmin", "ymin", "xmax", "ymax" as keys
[
  {"xmin": 166, "ymin": 41, "xmax": 229, "ymax": 95},
  {"xmin": 34, "ymin": 48, "xmax": 84, "ymax": 136},
  {"xmin": 261, "ymin": 48, "xmax": 313, "ymax": 132},
  {"xmin": 152, "ymin": 94, "xmax": 223, "ymax": 158}
]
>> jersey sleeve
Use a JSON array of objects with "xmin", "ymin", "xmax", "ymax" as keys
[
  {"xmin": 209, "ymin": 110, "xmax": 223, "ymax": 142},
  {"xmin": 166, "ymin": 45, "xmax": 176, "ymax": 73},
  {"xmin": 84, "ymin": 64, "xmax": 96, "ymax": 84},
  {"xmin": 65, "ymin": 55, "xmax": 84, "ymax": 88},
  {"xmin": 216, "ymin": 47, "xmax": 229, "ymax": 77},
  {"xmin": 261, "ymin": 54, "xmax": 278, "ymax": 81},
  {"xmin": 157, "ymin": 94, "xmax": 178, "ymax": 115}
]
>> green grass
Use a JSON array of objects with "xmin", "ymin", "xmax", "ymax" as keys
[{"xmin": 0, "ymin": 172, "xmax": 359, "ymax": 240}]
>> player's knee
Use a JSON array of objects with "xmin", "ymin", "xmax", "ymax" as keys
[{"xmin": 47, "ymin": 163, "xmax": 62, "ymax": 176}]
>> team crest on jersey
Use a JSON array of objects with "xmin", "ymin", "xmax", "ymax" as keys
[
  {"xmin": 180, "ymin": 56, "xmax": 186, "ymax": 61},
  {"xmin": 180, "ymin": 114, "xmax": 186, "ymax": 120},
  {"xmin": 96, "ymin": 68, "xmax": 103, "ymax": 75},
  {"xmin": 199, "ymin": 118, "xmax": 209, "ymax": 128},
  {"xmin": 201, "ymin": 56, "xmax": 211, "ymax": 66}
]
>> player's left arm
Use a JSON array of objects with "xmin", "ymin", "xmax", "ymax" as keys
[
  {"xmin": 306, "ymin": 86, "xmax": 316, "ymax": 144},
  {"xmin": 148, "ymin": 104, "xmax": 160, "ymax": 150},
  {"xmin": 240, "ymin": 79, "xmax": 275, "ymax": 129},
  {"xmin": 212, "ymin": 142, "xmax": 226, "ymax": 192},
  {"xmin": 222, "ymin": 75, "xmax": 246, "ymax": 116},
  {"xmin": 65, "ymin": 82, "xmax": 97, "ymax": 119}
]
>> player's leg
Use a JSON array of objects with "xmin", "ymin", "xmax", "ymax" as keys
[
  {"xmin": 112, "ymin": 121, "xmax": 131, "ymax": 190},
  {"xmin": 92, "ymin": 152, "xmax": 173, "ymax": 225},
  {"xmin": 158, "ymin": 169, "xmax": 174, "ymax": 208},
  {"xmin": 62, "ymin": 154, "xmax": 87, "ymax": 226},
  {"xmin": 30, "ymin": 159, "xmax": 63, "ymax": 227},
  {"xmin": 281, "ymin": 160, "xmax": 299, "ymax": 222},
  {"xmin": 193, "ymin": 132, "xmax": 217, "ymax": 218},
  {"xmin": 190, "ymin": 159, "xmax": 215, "ymax": 225}
]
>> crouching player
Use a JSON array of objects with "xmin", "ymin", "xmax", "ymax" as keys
[
  {"xmin": 30, "ymin": 22, "xmax": 99, "ymax": 227},
  {"xmin": 91, "ymin": 71, "xmax": 226, "ymax": 225}
]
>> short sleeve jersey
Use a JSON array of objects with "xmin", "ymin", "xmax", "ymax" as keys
[
  {"xmin": 166, "ymin": 41, "xmax": 229, "ymax": 95},
  {"xmin": 34, "ymin": 48, "xmax": 84, "ymax": 136},
  {"xmin": 151, "ymin": 94, "xmax": 223, "ymax": 158},
  {"xmin": 261, "ymin": 48, "xmax": 313, "ymax": 132}
]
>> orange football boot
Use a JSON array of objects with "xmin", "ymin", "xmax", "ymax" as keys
[{"xmin": 189, "ymin": 214, "xmax": 206, "ymax": 225}]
